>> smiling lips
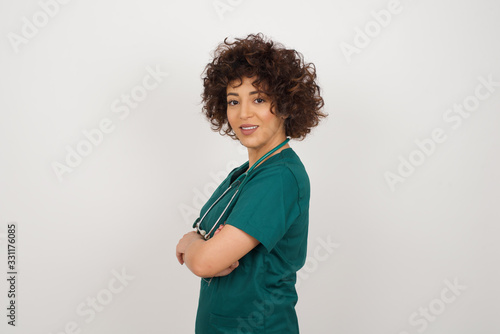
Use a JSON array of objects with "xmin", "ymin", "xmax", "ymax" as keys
[{"xmin": 240, "ymin": 124, "xmax": 258, "ymax": 135}]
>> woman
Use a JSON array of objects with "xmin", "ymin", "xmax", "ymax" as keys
[{"xmin": 176, "ymin": 33, "xmax": 326, "ymax": 333}]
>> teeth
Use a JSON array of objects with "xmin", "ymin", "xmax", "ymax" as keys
[{"xmin": 241, "ymin": 126, "xmax": 257, "ymax": 130}]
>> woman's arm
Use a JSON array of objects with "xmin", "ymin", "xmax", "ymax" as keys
[{"xmin": 176, "ymin": 225, "xmax": 259, "ymax": 277}]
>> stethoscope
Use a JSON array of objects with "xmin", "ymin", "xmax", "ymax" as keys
[{"xmin": 193, "ymin": 137, "xmax": 290, "ymax": 240}]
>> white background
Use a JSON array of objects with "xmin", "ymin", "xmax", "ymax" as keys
[{"xmin": 1, "ymin": 0, "xmax": 499, "ymax": 333}]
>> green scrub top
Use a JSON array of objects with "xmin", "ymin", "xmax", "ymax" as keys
[{"xmin": 193, "ymin": 147, "xmax": 310, "ymax": 334}]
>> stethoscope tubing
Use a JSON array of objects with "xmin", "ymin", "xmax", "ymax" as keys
[{"xmin": 195, "ymin": 137, "xmax": 290, "ymax": 239}]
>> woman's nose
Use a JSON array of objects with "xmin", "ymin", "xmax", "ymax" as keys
[{"xmin": 239, "ymin": 100, "xmax": 252, "ymax": 119}]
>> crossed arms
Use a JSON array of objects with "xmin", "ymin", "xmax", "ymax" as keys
[{"xmin": 176, "ymin": 224, "xmax": 259, "ymax": 278}]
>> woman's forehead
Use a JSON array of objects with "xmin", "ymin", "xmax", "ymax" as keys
[{"xmin": 227, "ymin": 76, "xmax": 268, "ymax": 91}]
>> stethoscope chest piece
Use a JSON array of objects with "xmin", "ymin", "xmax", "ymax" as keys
[{"xmin": 195, "ymin": 221, "xmax": 208, "ymax": 238}]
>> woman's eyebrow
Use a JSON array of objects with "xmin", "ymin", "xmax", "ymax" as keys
[{"xmin": 227, "ymin": 91, "xmax": 261, "ymax": 97}]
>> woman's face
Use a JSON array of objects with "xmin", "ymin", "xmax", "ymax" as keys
[{"xmin": 226, "ymin": 76, "xmax": 286, "ymax": 155}]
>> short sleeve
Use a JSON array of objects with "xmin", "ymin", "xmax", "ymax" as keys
[{"xmin": 225, "ymin": 165, "xmax": 301, "ymax": 252}]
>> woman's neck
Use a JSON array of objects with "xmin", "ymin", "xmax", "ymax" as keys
[{"xmin": 247, "ymin": 139, "xmax": 290, "ymax": 171}]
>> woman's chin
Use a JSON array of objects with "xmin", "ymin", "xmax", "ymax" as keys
[{"xmin": 236, "ymin": 137, "xmax": 256, "ymax": 149}]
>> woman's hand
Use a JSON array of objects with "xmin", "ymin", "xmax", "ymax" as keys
[
  {"xmin": 176, "ymin": 231, "xmax": 203, "ymax": 265},
  {"xmin": 212, "ymin": 260, "xmax": 239, "ymax": 277}
]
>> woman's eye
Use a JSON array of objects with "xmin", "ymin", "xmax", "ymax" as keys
[
  {"xmin": 255, "ymin": 98, "xmax": 265, "ymax": 103},
  {"xmin": 227, "ymin": 100, "xmax": 238, "ymax": 106}
]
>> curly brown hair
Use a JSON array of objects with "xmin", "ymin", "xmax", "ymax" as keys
[{"xmin": 200, "ymin": 33, "xmax": 327, "ymax": 140}]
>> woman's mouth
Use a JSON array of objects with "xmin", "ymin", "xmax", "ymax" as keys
[{"xmin": 240, "ymin": 125, "xmax": 258, "ymax": 135}]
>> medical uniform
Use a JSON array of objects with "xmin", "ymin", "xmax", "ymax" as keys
[{"xmin": 193, "ymin": 148, "xmax": 310, "ymax": 334}]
